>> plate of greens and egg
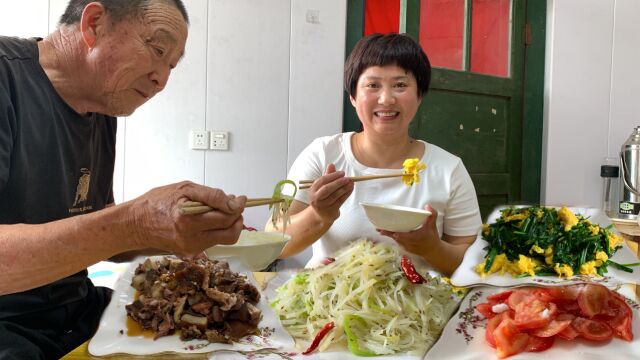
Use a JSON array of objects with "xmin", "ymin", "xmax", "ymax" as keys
[{"xmin": 450, "ymin": 206, "xmax": 640, "ymax": 288}]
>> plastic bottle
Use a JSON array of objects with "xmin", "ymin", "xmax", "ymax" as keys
[{"xmin": 601, "ymin": 156, "xmax": 619, "ymax": 218}]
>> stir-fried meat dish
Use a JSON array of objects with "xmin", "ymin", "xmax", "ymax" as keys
[{"xmin": 125, "ymin": 257, "xmax": 262, "ymax": 342}]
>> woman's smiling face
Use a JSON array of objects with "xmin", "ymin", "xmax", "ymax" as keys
[{"xmin": 350, "ymin": 64, "xmax": 422, "ymax": 137}]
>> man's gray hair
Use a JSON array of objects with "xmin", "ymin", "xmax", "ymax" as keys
[{"xmin": 59, "ymin": 0, "xmax": 189, "ymax": 26}]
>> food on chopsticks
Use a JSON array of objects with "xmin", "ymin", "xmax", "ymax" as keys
[
  {"xmin": 476, "ymin": 206, "xmax": 629, "ymax": 278},
  {"xmin": 270, "ymin": 240, "xmax": 461, "ymax": 356},
  {"xmin": 125, "ymin": 257, "xmax": 262, "ymax": 342},
  {"xmin": 475, "ymin": 284, "xmax": 633, "ymax": 358},
  {"xmin": 269, "ymin": 179, "xmax": 297, "ymax": 232},
  {"xmin": 401, "ymin": 158, "xmax": 426, "ymax": 186}
]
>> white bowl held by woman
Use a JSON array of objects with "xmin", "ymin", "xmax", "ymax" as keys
[
  {"xmin": 205, "ymin": 230, "xmax": 291, "ymax": 271},
  {"xmin": 360, "ymin": 202, "xmax": 432, "ymax": 232}
]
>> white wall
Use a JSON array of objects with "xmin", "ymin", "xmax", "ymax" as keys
[{"xmin": 542, "ymin": 0, "xmax": 640, "ymax": 209}]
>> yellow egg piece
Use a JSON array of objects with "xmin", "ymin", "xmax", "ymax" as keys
[
  {"xmin": 579, "ymin": 261, "xmax": 598, "ymax": 275},
  {"xmin": 530, "ymin": 245, "xmax": 544, "ymax": 254},
  {"xmin": 558, "ymin": 207, "xmax": 579, "ymax": 231},
  {"xmin": 608, "ymin": 233, "xmax": 623, "ymax": 250},
  {"xmin": 401, "ymin": 158, "xmax": 425, "ymax": 186},
  {"xmin": 544, "ymin": 246, "xmax": 554, "ymax": 265},
  {"xmin": 554, "ymin": 263, "xmax": 574, "ymax": 278}
]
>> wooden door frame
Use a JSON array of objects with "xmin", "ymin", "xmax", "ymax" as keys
[{"xmin": 342, "ymin": 0, "xmax": 546, "ymax": 204}]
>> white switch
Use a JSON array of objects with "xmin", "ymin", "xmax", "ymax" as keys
[
  {"xmin": 210, "ymin": 131, "xmax": 229, "ymax": 150},
  {"xmin": 189, "ymin": 130, "xmax": 209, "ymax": 150}
]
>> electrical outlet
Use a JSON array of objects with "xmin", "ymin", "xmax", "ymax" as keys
[
  {"xmin": 189, "ymin": 130, "xmax": 209, "ymax": 150},
  {"xmin": 210, "ymin": 131, "xmax": 229, "ymax": 150}
]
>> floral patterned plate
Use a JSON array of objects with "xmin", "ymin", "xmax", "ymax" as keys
[
  {"xmin": 88, "ymin": 256, "xmax": 295, "ymax": 356},
  {"xmin": 450, "ymin": 207, "xmax": 640, "ymax": 288},
  {"xmin": 424, "ymin": 285, "xmax": 640, "ymax": 360}
]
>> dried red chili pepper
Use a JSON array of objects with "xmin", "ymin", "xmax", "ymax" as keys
[
  {"xmin": 302, "ymin": 321, "xmax": 335, "ymax": 355},
  {"xmin": 400, "ymin": 255, "xmax": 426, "ymax": 284},
  {"xmin": 321, "ymin": 257, "xmax": 335, "ymax": 265}
]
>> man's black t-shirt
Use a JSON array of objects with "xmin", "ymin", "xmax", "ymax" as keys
[{"xmin": 0, "ymin": 36, "xmax": 117, "ymax": 317}]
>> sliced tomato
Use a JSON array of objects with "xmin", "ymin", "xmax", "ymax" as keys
[
  {"xmin": 493, "ymin": 317, "xmax": 530, "ymax": 359},
  {"xmin": 525, "ymin": 335, "xmax": 555, "ymax": 352},
  {"xmin": 485, "ymin": 312, "xmax": 506, "ymax": 348},
  {"xmin": 572, "ymin": 317, "xmax": 614, "ymax": 341},
  {"xmin": 531, "ymin": 317, "xmax": 572, "ymax": 337},
  {"xmin": 507, "ymin": 289, "xmax": 535, "ymax": 310},
  {"xmin": 487, "ymin": 290, "xmax": 513, "ymax": 303},
  {"xmin": 555, "ymin": 313, "xmax": 579, "ymax": 340},
  {"xmin": 476, "ymin": 303, "xmax": 495, "ymax": 319},
  {"xmin": 514, "ymin": 298, "xmax": 557, "ymax": 330},
  {"xmin": 605, "ymin": 295, "xmax": 633, "ymax": 341},
  {"xmin": 558, "ymin": 300, "xmax": 582, "ymax": 316},
  {"xmin": 577, "ymin": 283, "xmax": 610, "ymax": 318},
  {"xmin": 539, "ymin": 284, "xmax": 583, "ymax": 302}
]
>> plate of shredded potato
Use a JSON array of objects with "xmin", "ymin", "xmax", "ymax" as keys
[
  {"xmin": 450, "ymin": 206, "xmax": 640, "ymax": 288},
  {"xmin": 265, "ymin": 240, "xmax": 464, "ymax": 359}
]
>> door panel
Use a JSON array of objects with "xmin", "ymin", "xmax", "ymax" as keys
[
  {"xmin": 344, "ymin": 0, "xmax": 543, "ymax": 221},
  {"xmin": 412, "ymin": 90, "xmax": 509, "ymax": 174}
]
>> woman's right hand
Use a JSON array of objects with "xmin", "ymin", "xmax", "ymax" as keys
[{"xmin": 307, "ymin": 164, "xmax": 354, "ymax": 222}]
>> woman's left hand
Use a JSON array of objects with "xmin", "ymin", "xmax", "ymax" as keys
[{"xmin": 377, "ymin": 204, "xmax": 441, "ymax": 257}]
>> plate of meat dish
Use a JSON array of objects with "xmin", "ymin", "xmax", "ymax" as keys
[{"xmin": 88, "ymin": 256, "xmax": 294, "ymax": 356}]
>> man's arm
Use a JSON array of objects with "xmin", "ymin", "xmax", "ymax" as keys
[{"xmin": 0, "ymin": 181, "xmax": 247, "ymax": 296}]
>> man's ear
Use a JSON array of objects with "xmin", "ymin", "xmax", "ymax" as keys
[{"xmin": 80, "ymin": 2, "xmax": 108, "ymax": 49}]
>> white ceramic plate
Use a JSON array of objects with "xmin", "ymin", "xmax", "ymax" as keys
[
  {"xmin": 254, "ymin": 271, "xmax": 444, "ymax": 360},
  {"xmin": 450, "ymin": 207, "xmax": 640, "ymax": 288},
  {"xmin": 425, "ymin": 285, "xmax": 640, "ymax": 360},
  {"xmin": 88, "ymin": 256, "xmax": 295, "ymax": 356}
]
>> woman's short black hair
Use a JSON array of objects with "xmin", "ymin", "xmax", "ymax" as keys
[
  {"xmin": 59, "ymin": 0, "xmax": 189, "ymax": 26},
  {"xmin": 344, "ymin": 33, "xmax": 431, "ymax": 99}
]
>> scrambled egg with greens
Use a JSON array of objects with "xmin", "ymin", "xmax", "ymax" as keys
[{"xmin": 476, "ymin": 206, "xmax": 629, "ymax": 278}]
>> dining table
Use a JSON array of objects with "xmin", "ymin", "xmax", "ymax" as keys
[{"xmin": 63, "ymin": 236, "xmax": 640, "ymax": 359}]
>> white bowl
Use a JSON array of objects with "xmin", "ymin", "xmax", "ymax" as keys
[
  {"xmin": 360, "ymin": 202, "xmax": 432, "ymax": 232},
  {"xmin": 204, "ymin": 230, "xmax": 291, "ymax": 271}
]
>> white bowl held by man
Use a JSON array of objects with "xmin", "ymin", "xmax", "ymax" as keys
[{"xmin": 205, "ymin": 230, "xmax": 291, "ymax": 271}]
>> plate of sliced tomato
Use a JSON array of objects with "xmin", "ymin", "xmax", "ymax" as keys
[{"xmin": 425, "ymin": 283, "xmax": 639, "ymax": 359}]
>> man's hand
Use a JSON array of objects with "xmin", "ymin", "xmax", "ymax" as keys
[{"xmin": 127, "ymin": 181, "xmax": 246, "ymax": 257}]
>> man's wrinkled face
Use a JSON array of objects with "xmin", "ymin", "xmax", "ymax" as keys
[{"xmin": 90, "ymin": 2, "xmax": 188, "ymax": 116}]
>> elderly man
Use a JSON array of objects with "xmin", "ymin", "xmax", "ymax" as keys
[{"xmin": 0, "ymin": 1, "xmax": 246, "ymax": 358}]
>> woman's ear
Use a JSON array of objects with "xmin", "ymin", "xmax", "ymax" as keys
[
  {"xmin": 80, "ymin": 2, "xmax": 107, "ymax": 49},
  {"xmin": 349, "ymin": 95, "xmax": 357, "ymax": 107}
]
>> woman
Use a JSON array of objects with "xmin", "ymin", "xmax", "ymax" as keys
[{"xmin": 267, "ymin": 33, "xmax": 481, "ymax": 276}]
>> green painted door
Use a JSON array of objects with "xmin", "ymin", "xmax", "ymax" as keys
[{"xmin": 344, "ymin": 0, "xmax": 545, "ymax": 221}]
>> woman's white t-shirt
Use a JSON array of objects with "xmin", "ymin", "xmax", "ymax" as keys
[{"xmin": 287, "ymin": 132, "xmax": 482, "ymax": 269}]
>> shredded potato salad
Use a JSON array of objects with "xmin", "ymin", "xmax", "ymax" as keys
[{"xmin": 270, "ymin": 240, "xmax": 461, "ymax": 356}]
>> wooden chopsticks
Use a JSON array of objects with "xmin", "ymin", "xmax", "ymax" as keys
[
  {"xmin": 179, "ymin": 198, "xmax": 284, "ymax": 215},
  {"xmin": 298, "ymin": 173, "xmax": 408, "ymax": 190}
]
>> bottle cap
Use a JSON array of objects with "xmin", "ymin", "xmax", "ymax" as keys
[{"xmin": 601, "ymin": 165, "xmax": 619, "ymax": 177}]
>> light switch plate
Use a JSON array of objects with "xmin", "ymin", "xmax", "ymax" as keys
[{"xmin": 210, "ymin": 131, "xmax": 229, "ymax": 150}]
